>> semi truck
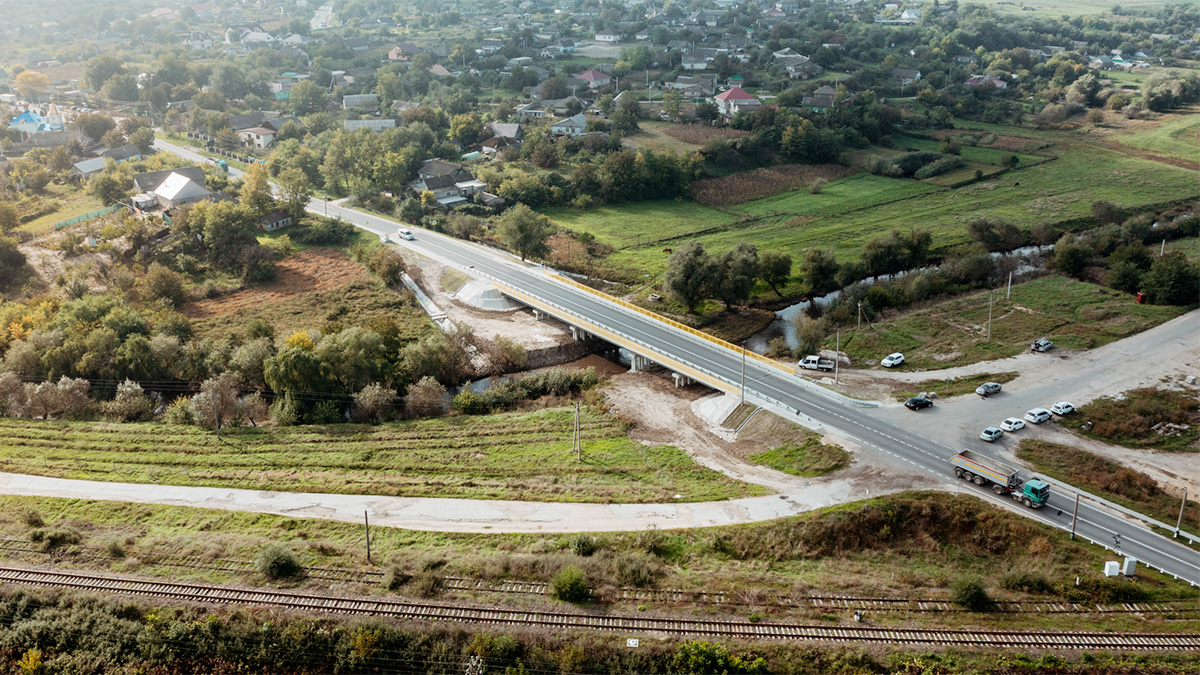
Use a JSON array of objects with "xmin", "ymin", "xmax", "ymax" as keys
[
  {"xmin": 798, "ymin": 355, "xmax": 835, "ymax": 371},
  {"xmin": 949, "ymin": 450, "xmax": 1050, "ymax": 509}
]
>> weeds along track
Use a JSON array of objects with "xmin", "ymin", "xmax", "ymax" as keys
[
  {"xmin": 2, "ymin": 541, "xmax": 1196, "ymax": 618},
  {"xmin": 0, "ymin": 566, "xmax": 1196, "ymax": 650}
]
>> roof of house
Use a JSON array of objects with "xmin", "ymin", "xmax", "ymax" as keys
[
  {"xmin": 343, "ymin": 93, "xmax": 379, "ymax": 107},
  {"xmin": 578, "ymin": 69, "xmax": 610, "ymax": 81},
  {"xmin": 551, "ymin": 113, "xmax": 587, "ymax": 129},
  {"xmin": 714, "ymin": 86, "xmax": 757, "ymax": 102},
  {"xmin": 239, "ymin": 125, "xmax": 277, "ymax": 136},
  {"xmin": 134, "ymin": 166, "xmax": 206, "ymax": 193},
  {"xmin": 256, "ymin": 210, "xmax": 291, "ymax": 224},
  {"xmin": 264, "ymin": 115, "xmax": 301, "ymax": 131},
  {"xmin": 419, "ymin": 159, "xmax": 466, "ymax": 177},
  {"xmin": 421, "ymin": 174, "xmax": 458, "ymax": 190},
  {"xmin": 155, "ymin": 172, "xmax": 210, "ymax": 201},
  {"xmin": 227, "ymin": 112, "xmax": 268, "ymax": 131},
  {"xmin": 428, "ymin": 64, "xmax": 453, "ymax": 77},
  {"xmin": 489, "ymin": 122, "xmax": 521, "ymax": 139},
  {"xmin": 892, "ymin": 68, "xmax": 921, "ymax": 80},
  {"xmin": 73, "ymin": 157, "xmax": 106, "ymax": 174},
  {"xmin": 102, "ymin": 144, "xmax": 141, "ymax": 161}
]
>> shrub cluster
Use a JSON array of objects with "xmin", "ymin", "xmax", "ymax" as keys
[{"xmin": 451, "ymin": 367, "xmax": 599, "ymax": 415}]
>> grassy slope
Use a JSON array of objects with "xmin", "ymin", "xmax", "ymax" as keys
[
  {"xmin": 547, "ymin": 130, "xmax": 1198, "ymax": 278},
  {"xmin": 0, "ymin": 408, "xmax": 765, "ymax": 504},
  {"xmin": 748, "ymin": 434, "xmax": 850, "ymax": 477},
  {"xmin": 833, "ymin": 275, "xmax": 1185, "ymax": 370},
  {"xmin": 1112, "ymin": 111, "xmax": 1200, "ymax": 163}
]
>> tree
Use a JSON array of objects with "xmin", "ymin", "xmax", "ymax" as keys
[
  {"xmin": 950, "ymin": 576, "xmax": 994, "ymax": 612},
  {"xmin": 128, "ymin": 128, "xmax": 155, "ymax": 155},
  {"xmin": 104, "ymin": 379, "xmax": 154, "ymax": 422},
  {"xmin": 84, "ymin": 54, "xmax": 127, "ymax": 91},
  {"xmin": 712, "ymin": 242, "xmax": 760, "ymax": 309},
  {"xmin": 194, "ymin": 372, "xmax": 242, "ymax": 430},
  {"xmin": 239, "ymin": 163, "xmax": 275, "ymax": 217},
  {"xmin": 100, "ymin": 74, "xmax": 139, "ymax": 103},
  {"xmin": 1051, "ymin": 236, "xmax": 1093, "ymax": 278},
  {"xmin": 1142, "ymin": 252, "xmax": 1199, "ymax": 306},
  {"xmin": 449, "ymin": 112, "xmax": 483, "ymax": 146},
  {"xmin": 664, "ymin": 241, "xmax": 715, "ymax": 314},
  {"xmin": 14, "ymin": 71, "xmax": 49, "ymax": 100},
  {"xmin": 88, "ymin": 172, "xmax": 130, "ymax": 206},
  {"xmin": 662, "ymin": 90, "xmax": 682, "ymax": 121},
  {"xmin": 1091, "ymin": 200, "xmax": 1123, "ymax": 225},
  {"xmin": 264, "ymin": 346, "xmax": 329, "ymax": 400},
  {"xmin": 497, "ymin": 204, "xmax": 554, "ymax": 261},
  {"xmin": 541, "ymin": 77, "xmax": 569, "ymax": 100},
  {"xmin": 0, "ymin": 201, "xmax": 18, "ymax": 233},
  {"xmin": 760, "ymin": 252, "xmax": 792, "ymax": 296},
  {"xmin": 288, "ymin": 79, "xmax": 327, "ymax": 115},
  {"xmin": 277, "ymin": 168, "xmax": 312, "ymax": 221},
  {"xmin": 138, "ymin": 263, "xmax": 187, "ymax": 307},
  {"xmin": 672, "ymin": 641, "xmax": 768, "ymax": 675},
  {"xmin": 799, "ymin": 248, "xmax": 840, "ymax": 295},
  {"xmin": 72, "ymin": 113, "xmax": 117, "ymax": 143},
  {"xmin": 404, "ymin": 376, "xmax": 447, "ymax": 418},
  {"xmin": 968, "ymin": 217, "xmax": 1023, "ymax": 252},
  {"xmin": 354, "ymin": 383, "xmax": 399, "ymax": 423},
  {"xmin": 695, "ymin": 100, "xmax": 719, "ymax": 123}
]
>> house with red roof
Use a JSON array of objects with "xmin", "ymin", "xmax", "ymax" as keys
[
  {"xmin": 712, "ymin": 87, "xmax": 761, "ymax": 118},
  {"xmin": 577, "ymin": 69, "xmax": 612, "ymax": 89}
]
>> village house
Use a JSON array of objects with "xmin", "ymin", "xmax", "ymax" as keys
[
  {"xmin": 712, "ymin": 86, "xmax": 760, "ymax": 118},
  {"xmin": 550, "ymin": 113, "xmax": 588, "ymax": 137},
  {"xmin": 132, "ymin": 166, "xmax": 212, "ymax": 210}
]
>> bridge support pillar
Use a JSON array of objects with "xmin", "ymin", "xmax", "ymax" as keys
[
  {"xmin": 672, "ymin": 373, "xmax": 693, "ymax": 388},
  {"xmin": 569, "ymin": 326, "xmax": 589, "ymax": 341},
  {"xmin": 630, "ymin": 355, "xmax": 649, "ymax": 372},
  {"xmin": 532, "ymin": 310, "xmax": 544, "ymax": 321}
]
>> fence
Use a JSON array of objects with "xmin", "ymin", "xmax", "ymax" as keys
[{"xmin": 49, "ymin": 204, "xmax": 123, "ymax": 233}]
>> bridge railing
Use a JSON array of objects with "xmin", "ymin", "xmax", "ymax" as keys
[{"xmin": 549, "ymin": 273, "xmax": 795, "ymax": 375}]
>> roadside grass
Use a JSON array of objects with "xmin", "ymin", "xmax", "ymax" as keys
[
  {"xmin": 189, "ymin": 278, "xmax": 433, "ymax": 341},
  {"xmin": 721, "ymin": 403, "xmax": 758, "ymax": 429},
  {"xmin": 749, "ymin": 435, "xmax": 850, "ymax": 477},
  {"xmin": 893, "ymin": 372, "xmax": 1019, "ymax": 402},
  {"xmin": 0, "ymin": 408, "xmax": 765, "ymax": 504},
  {"xmin": 1075, "ymin": 387, "xmax": 1200, "ymax": 451},
  {"xmin": 16, "ymin": 182, "xmax": 105, "ymax": 236},
  {"xmin": 440, "ymin": 268, "xmax": 472, "ymax": 294},
  {"xmin": 1111, "ymin": 109, "xmax": 1200, "ymax": 163},
  {"xmin": 832, "ymin": 275, "xmax": 1186, "ymax": 370},
  {"xmin": 0, "ymin": 490, "xmax": 1193, "ymax": 629},
  {"xmin": 1017, "ymin": 440, "xmax": 1200, "ymax": 538}
]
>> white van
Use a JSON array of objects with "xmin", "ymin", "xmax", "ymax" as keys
[{"xmin": 398, "ymin": 228, "xmax": 415, "ymax": 240}]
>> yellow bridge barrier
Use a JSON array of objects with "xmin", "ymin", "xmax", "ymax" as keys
[
  {"xmin": 548, "ymin": 273, "xmax": 794, "ymax": 375},
  {"xmin": 493, "ymin": 281, "xmax": 741, "ymax": 396}
]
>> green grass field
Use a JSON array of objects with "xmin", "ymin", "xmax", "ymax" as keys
[
  {"xmin": 975, "ymin": 0, "xmax": 1169, "ymax": 16},
  {"xmin": 547, "ymin": 129, "xmax": 1199, "ymax": 279},
  {"xmin": 16, "ymin": 182, "xmax": 105, "ymax": 236},
  {"xmin": 1112, "ymin": 111, "xmax": 1200, "ymax": 164},
  {"xmin": 748, "ymin": 435, "xmax": 850, "ymax": 477},
  {"xmin": 834, "ymin": 275, "xmax": 1187, "ymax": 370},
  {"xmin": 0, "ymin": 408, "xmax": 765, "ymax": 504}
]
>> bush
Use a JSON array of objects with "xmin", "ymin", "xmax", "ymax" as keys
[
  {"xmin": 269, "ymin": 394, "xmax": 300, "ymax": 426},
  {"xmin": 613, "ymin": 553, "xmax": 662, "ymax": 587},
  {"xmin": 30, "ymin": 526, "xmax": 82, "ymax": 552},
  {"xmin": 568, "ymin": 533, "xmax": 599, "ymax": 557},
  {"xmin": 950, "ymin": 576, "xmax": 993, "ymax": 611},
  {"xmin": 1001, "ymin": 571, "xmax": 1054, "ymax": 594},
  {"xmin": 164, "ymin": 397, "xmax": 194, "ymax": 425},
  {"xmin": 412, "ymin": 570, "xmax": 442, "ymax": 597},
  {"xmin": 294, "ymin": 217, "xmax": 355, "ymax": 245},
  {"xmin": 550, "ymin": 565, "xmax": 590, "ymax": 603},
  {"xmin": 382, "ymin": 563, "xmax": 411, "ymax": 591},
  {"xmin": 452, "ymin": 367, "xmax": 599, "ymax": 415},
  {"xmin": 255, "ymin": 544, "xmax": 302, "ymax": 580}
]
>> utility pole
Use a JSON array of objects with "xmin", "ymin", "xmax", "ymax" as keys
[
  {"xmin": 574, "ymin": 401, "xmax": 581, "ymax": 461},
  {"xmin": 857, "ymin": 302, "xmax": 862, "ymax": 331},
  {"xmin": 987, "ymin": 290, "xmax": 994, "ymax": 341},
  {"xmin": 364, "ymin": 510, "xmax": 372, "ymax": 564},
  {"xmin": 835, "ymin": 329, "xmax": 840, "ymax": 385},
  {"xmin": 1006, "ymin": 270, "xmax": 1012, "ymax": 299},
  {"xmin": 740, "ymin": 343, "xmax": 746, "ymax": 404},
  {"xmin": 1070, "ymin": 491, "xmax": 1080, "ymax": 540},
  {"xmin": 1161, "ymin": 239, "xmax": 1166, "ymax": 256},
  {"xmin": 1177, "ymin": 488, "xmax": 1189, "ymax": 538}
]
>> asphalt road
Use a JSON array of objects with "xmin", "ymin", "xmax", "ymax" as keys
[
  {"xmin": 149, "ymin": 138, "xmax": 1199, "ymax": 585},
  {"xmin": 315, "ymin": 198, "xmax": 1200, "ymax": 587}
]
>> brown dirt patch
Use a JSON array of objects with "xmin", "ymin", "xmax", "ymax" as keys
[
  {"xmin": 690, "ymin": 164, "xmax": 855, "ymax": 207},
  {"xmin": 184, "ymin": 247, "xmax": 366, "ymax": 320},
  {"xmin": 663, "ymin": 124, "xmax": 748, "ymax": 146},
  {"xmin": 927, "ymin": 129, "xmax": 1050, "ymax": 153}
]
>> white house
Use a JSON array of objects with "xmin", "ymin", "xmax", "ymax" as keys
[
  {"xmin": 550, "ymin": 113, "xmax": 588, "ymax": 136},
  {"xmin": 238, "ymin": 125, "xmax": 276, "ymax": 148},
  {"xmin": 712, "ymin": 87, "xmax": 760, "ymax": 117},
  {"xmin": 595, "ymin": 29, "xmax": 623, "ymax": 42}
]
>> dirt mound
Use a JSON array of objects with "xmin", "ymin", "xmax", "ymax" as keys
[{"xmin": 184, "ymin": 247, "xmax": 365, "ymax": 320}]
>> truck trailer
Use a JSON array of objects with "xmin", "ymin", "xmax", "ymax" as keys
[{"xmin": 949, "ymin": 450, "xmax": 1050, "ymax": 509}]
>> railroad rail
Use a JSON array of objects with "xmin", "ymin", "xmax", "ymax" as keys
[
  {"xmin": 2, "ymin": 540, "xmax": 1196, "ymax": 617},
  {"xmin": 1, "ymin": 566, "xmax": 1197, "ymax": 650}
]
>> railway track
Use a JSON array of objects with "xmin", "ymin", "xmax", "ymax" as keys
[
  {"xmin": 2, "ymin": 540, "xmax": 1197, "ymax": 617},
  {"xmin": 0, "ymin": 566, "xmax": 1197, "ymax": 650}
]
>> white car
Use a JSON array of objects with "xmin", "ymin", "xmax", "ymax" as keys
[
  {"xmin": 1050, "ymin": 401, "xmax": 1075, "ymax": 415},
  {"xmin": 980, "ymin": 427, "xmax": 1004, "ymax": 442},
  {"xmin": 398, "ymin": 228, "xmax": 415, "ymax": 240},
  {"xmin": 881, "ymin": 353, "xmax": 905, "ymax": 368},
  {"xmin": 1000, "ymin": 417, "xmax": 1026, "ymax": 432},
  {"xmin": 1024, "ymin": 408, "xmax": 1052, "ymax": 424}
]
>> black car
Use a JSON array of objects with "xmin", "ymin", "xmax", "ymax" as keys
[{"xmin": 905, "ymin": 396, "xmax": 933, "ymax": 410}]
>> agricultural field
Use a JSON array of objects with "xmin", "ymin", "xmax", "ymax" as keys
[
  {"xmin": 1110, "ymin": 110, "xmax": 1200, "ymax": 164},
  {"xmin": 1017, "ymin": 440, "xmax": 1199, "ymax": 537},
  {"xmin": 0, "ymin": 407, "xmax": 765, "ymax": 503},
  {"xmin": 832, "ymin": 275, "xmax": 1187, "ymax": 370},
  {"xmin": 0, "ymin": 490, "xmax": 1194, "ymax": 634},
  {"xmin": 977, "ymin": 0, "xmax": 1169, "ymax": 16},
  {"xmin": 549, "ymin": 128, "xmax": 1199, "ymax": 279},
  {"xmin": 185, "ymin": 247, "xmax": 433, "ymax": 341}
]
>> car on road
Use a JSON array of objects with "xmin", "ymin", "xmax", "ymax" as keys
[
  {"xmin": 398, "ymin": 228, "xmax": 415, "ymax": 240},
  {"xmin": 1000, "ymin": 417, "xmax": 1026, "ymax": 432},
  {"xmin": 980, "ymin": 426, "xmax": 1004, "ymax": 442},
  {"xmin": 905, "ymin": 396, "xmax": 933, "ymax": 410},
  {"xmin": 1031, "ymin": 338, "xmax": 1054, "ymax": 352},
  {"xmin": 881, "ymin": 353, "xmax": 905, "ymax": 368},
  {"xmin": 975, "ymin": 382, "xmax": 1002, "ymax": 397},
  {"xmin": 1050, "ymin": 401, "xmax": 1076, "ymax": 415},
  {"xmin": 1024, "ymin": 408, "xmax": 1052, "ymax": 424}
]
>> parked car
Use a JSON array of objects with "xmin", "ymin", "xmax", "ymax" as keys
[
  {"xmin": 980, "ymin": 426, "xmax": 1004, "ymax": 442},
  {"xmin": 1024, "ymin": 408, "xmax": 1052, "ymax": 424},
  {"xmin": 1000, "ymin": 417, "xmax": 1026, "ymax": 432},
  {"xmin": 881, "ymin": 353, "xmax": 905, "ymax": 368},
  {"xmin": 1050, "ymin": 401, "xmax": 1076, "ymax": 415},
  {"xmin": 1031, "ymin": 338, "xmax": 1054, "ymax": 353},
  {"xmin": 975, "ymin": 382, "xmax": 1002, "ymax": 397},
  {"xmin": 905, "ymin": 396, "xmax": 933, "ymax": 410}
]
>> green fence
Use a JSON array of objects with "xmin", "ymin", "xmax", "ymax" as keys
[{"xmin": 51, "ymin": 204, "xmax": 123, "ymax": 232}]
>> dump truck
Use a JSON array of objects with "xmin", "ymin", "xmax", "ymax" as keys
[
  {"xmin": 949, "ymin": 450, "xmax": 1049, "ymax": 509},
  {"xmin": 798, "ymin": 355, "xmax": 835, "ymax": 371}
]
